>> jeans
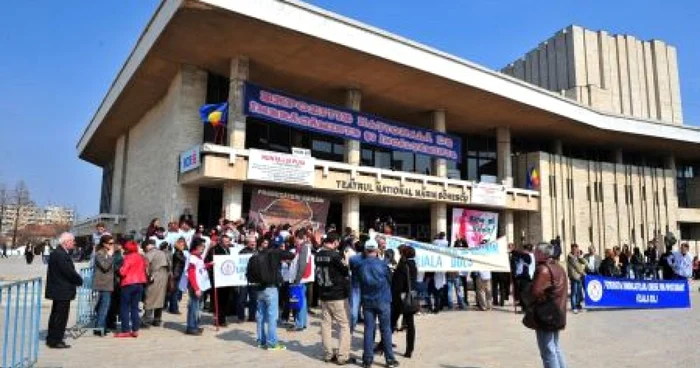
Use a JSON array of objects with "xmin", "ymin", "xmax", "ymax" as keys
[
  {"xmin": 237, "ymin": 286, "xmax": 257, "ymax": 321},
  {"xmin": 536, "ymin": 330, "xmax": 567, "ymax": 368},
  {"xmin": 363, "ymin": 303, "xmax": 395, "ymax": 364},
  {"xmin": 256, "ymin": 287, "xmax": 280, "ymax": 347},
  {"xmin": 167, "ymin": 289, "xmax": 182, "ymax": 313},
  {"xmin": 446, "ymin": 277, "xmax": 465, "ymax": 309},
  {"xmin": 187, "ymin": 289, "xmax": 201, "ymax": 331},
  {"xmin": 96, "ymin": 291, "xmax": 112, "ymax": 329},
  {"xmin": 294, "ymin": 284, "xmax": 308, "ymax": 329},
  {"xmin": 569, "ymin": 279, "xmax": 583, "ymax": 311},
  {"xmin": 425, "ymin": 277, "xmax": 442, "ymax": 312},
  {"xmin": 120, "ymin": 284, "xmax": 143, "ymax": 333},
  {"xmin": 350, "ymin": 285, "xmax": 361, "ymax": 333}
]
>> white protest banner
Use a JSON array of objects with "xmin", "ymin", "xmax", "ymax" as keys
[
  {"xmin": 248, "ymin": 149, "xmax": 315, "ymax": 186},
  {"xmin": 213, "ymin": 254, "xmax": 253, "ymax": 288},
  {"xmin": 384, "ymin": 235, "xmax": 510, "ymax": 272},
  {"xmin": 471, "ymin": 182, "xmax": 506, "ymax": 207}
]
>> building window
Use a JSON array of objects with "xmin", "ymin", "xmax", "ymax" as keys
[
  {"xmin": 464, "ymin": 136, "xmax": 497, "ymax": 181},
  {"xmin": 204, "ymin": 72, "xmax": 229, "ymax": 144}
]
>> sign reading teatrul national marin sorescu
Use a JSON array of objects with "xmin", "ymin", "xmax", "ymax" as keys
[
  {"xmin": 584, "ymin": 275, "xmax": 690, "ymax": 309},
  {"xmin": 244, "ymin": 82, "xmax": 462, "ymax": 162}
]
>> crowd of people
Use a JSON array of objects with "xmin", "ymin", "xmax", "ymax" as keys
[{"xmin": 41, "ymin": 214, "xmax": 698, "ymax": 368}]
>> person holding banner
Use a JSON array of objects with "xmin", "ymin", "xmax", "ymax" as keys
[
  {"xmin": 205, "ymin": 233, "xmax": 235, "ymax": 327},
  {"xmin": 391, "ymin": 245, "xmax": 418, "ymax": 359},
  {"xmin": 669, "ymin": 243, "xmax": 693, "ymax": 280},
  {"xmin": 566, "ymin": 245, "xmax": 587, "ymax": 314},
  {"xmin": 184, "ymin": 238, "xmax": 212, "ymax": 335},
  {"xmin": 237, "ymin": 236, "xmax": 259, "ymax": 323},
  {"xmin": 288, "ymin": 229, "xmax": 314, "ymax": 332}
]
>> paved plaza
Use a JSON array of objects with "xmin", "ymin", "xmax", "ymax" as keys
[{"xmin": 2, "ymin": 257, "xmax": 699, "ymax": 368}]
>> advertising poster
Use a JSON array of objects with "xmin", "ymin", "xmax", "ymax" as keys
[
  {"xmin": 385, "ymin": 234, "xmax": 510, "ymax": 272},
  {"xmin": 248, "ymin": 149, "xmax": 316, "ymax": 187},
  {"xmin": 451, "ymin": 208, "xmax": 499, "ymax": 247},
  {"xmin": 248, "ymin": 188, "xmax": 330, "ymax": 232}
]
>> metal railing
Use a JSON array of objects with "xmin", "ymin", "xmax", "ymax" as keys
[
  {"xmin": 0, "ymin": 278, "xmax": 43, "ymax": 368},
  {"xmin": 68, "ymin": 267, "xmax": 98, "ymax": 339}
]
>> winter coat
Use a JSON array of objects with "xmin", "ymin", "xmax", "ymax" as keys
[
  {"xmin": 45, "ymin": 246, "xmax": 83, "ymax": 301},
  {"xmin": 93, "ymin": 249, "xmax": 114, "ymax": 292},
  {"xmin": 144, "ymin": 249, "xmax": 170, "ymax": 309}
]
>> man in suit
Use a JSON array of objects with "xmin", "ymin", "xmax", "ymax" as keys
[
  {"xmin": 45, "ymin": 232, "xmax": 83, "ymax": 349},
  {"xmin": 583, "ymin": 246, "xmax": 602, "ymax": 275}
]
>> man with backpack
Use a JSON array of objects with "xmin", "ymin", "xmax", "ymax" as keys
[
  {"xmin": 351, "ymin": 239, "xmax": 399, "ymax": 368},
  {"xmin": 246, "ymin": 237, "xmax": 294, "ymax": 350},
  {"xmin": 315, "ymin": 233, "xmax": 352, "ymax": 365}
]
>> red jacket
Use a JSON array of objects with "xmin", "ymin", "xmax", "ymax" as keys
[{"xmin": 120, "ymin": 253, "xmax": 148, "ymax": 287}]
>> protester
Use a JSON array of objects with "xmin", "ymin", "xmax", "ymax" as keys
[
  {"xmin": 237, "ymin": 236, "xmax": 258, "ymax": 323},
  {"xmin": 583, "ymin": 246, "xmax": 601, "ymax": 275},
  {"xmin": 668, "ymin": 243, "xmax": 693, "ymax": 280},
  {"xmin": 619, "ymin": 245, "xmax": 631, "ymax": 278},
  {"xmin": 116, "ymin": 241, "xmax": 148, "ymax": 338},
  {"xmin": 247, "ymin": 232, "xmax": 295, "ymax": 350},
  {"xmin": 45, "ymin": 232, "xmax": 83, "ymax": 348},
  {"xmin": 514, "ymin": 244, "xmax": 536, "ymax": 310},
  {"xmin": 353, "ymin": 239, "xmax": 399, "ymax": 368},
  {"xmin": 93, "ymin": 235, "xmax": 115, "ymax": 336},
  {"xmin": 599, "ymin": 249, "xmax": 620, "ymax": 278},
  {"xmin": 315, "ymin": 233, "xmax": 352, "ymax": 364},
  {"xmin": 391, "ymin": 245, "xmax": 418, "ymax": 359},
  {"xmin": 491, "ymin": 268, "xmax": 511, "ymax": 308},
  {"xmin": 106, "ymin": 241, "xmax": 124, "ymax": 331},
  {"xmin": 91, "ymin": 222, "xmax": 110, "ymax": 259},
  {"xmin": 206, "ymin": 233, "xmax": 236, "ymax": 326},
  {"xmin": 146, "ymin": 218, "xmax": 161, "ymax": 239},
  {"xmin": 143, "ymin": 239, "xmax": 170, "ymax": 327},
  {"xmin": 289, "ymin": 229, "xmax": 313, "ymax": 332},
  {"xmin": 184, "ymin": 238, "xmax": 212, "ymax": 335},
  {"xmin": 566, "ymin": 244, "xmax": 586, "ymax": 314},
  {"xmin": 630, "ymin": 247, "xmax": 644, "ymax": 280},
  {"xmin": 523, "ymin": 242, "xmax": 567, "ymax": 368},
  {"xmin": 179, "ymin": 219, "xmax": 195, "ymax": 248},
  {"xmin": 659, "ymin": 245, "xmax": 675, "ymax": 280},
  {"xmin": 475, "ymin": 270, "xmax": 492, "ymax": 311},
  {"xmin": 167, "ymin": 237, "xmax": 188, "ymax": 314}
]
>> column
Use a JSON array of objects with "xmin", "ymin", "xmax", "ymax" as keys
[
  {"xmin": 223, "ymin": 56, "xmax": 249, "ymax": 220},
  {"xmin": 613, "ymin": 148, "xmax": 623, "ymax": 164},
  {"xmin": 497, "ymin": 127, "xmax": 514, "ymax": 243},
  {"xmin": 343, "ymin": 89, "xmax": 361, "ymax": 231},
  {"xmin": 551, "ymin": 139, "xmax": 563, "ymax": 155},
  {"xmin": 430, "ymin": 110, "xmax": 448, "ymax": 237}
]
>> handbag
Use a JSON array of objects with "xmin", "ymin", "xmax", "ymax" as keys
[
  {"xmin": 401, "ymin": 263, "xmax": 420, "ymax": 314},
  {"xmin": 532, "ymin": 265, "xmax": 565, "ymax": 331}
]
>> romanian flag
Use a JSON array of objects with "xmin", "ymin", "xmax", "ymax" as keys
[
  {"xmin": 526, "ymin": 166, "xmax": 540, "ymax": 190},
  {"xmin": 199, "ymin": 102, "xmax": 228, "ymax": 127}
]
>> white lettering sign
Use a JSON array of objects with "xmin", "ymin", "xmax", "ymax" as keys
[
  {"xmin": 471, "ymin": 182, "xmax": 507, "ymax": 207},
  {"xmin": 213, "ymin": 254, "xmax": 252, "ymax": 287},
  {"xmin": 248, "ymin": 149, "xmax": 315, "ymax": 186}
]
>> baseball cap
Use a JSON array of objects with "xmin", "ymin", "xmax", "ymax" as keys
[{"xmin": 364, "ymin": 239, "xmax": 378, "ymax": 251}]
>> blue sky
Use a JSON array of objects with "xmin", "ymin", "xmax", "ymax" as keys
[{"xmin": 0, "ymin": 0, "xmax": 698, "ymax": 219}]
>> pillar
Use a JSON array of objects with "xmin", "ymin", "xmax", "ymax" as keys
[
  {"xmin": 613, "ymin": 148, "xmax": 624, "ymax": 164},
  {"xmin": 551, "ymin": 139, "xmax": 563, "ymax": 155},
  {"xmin": 343, "ymin": 195, "xmax": 360, "ymax": 234},
  {"xmin": 224, "ymin": 56, "xmax": 248, "ymax": 220},
  {"xmin": 502, "ymin": 210, "xmax": 514, "ymax": 244},
  {"xmin": 664, "ymin": 154, "xmax": 676, "ymax": 172},
  {"xmin": 496, "ymin": 127, "xmax": 513, "ymax": 187},
  {"xmin": 228, "ymin": 56, "xmax": 249, "ymax": 149},
  {"xmin": 431, "ymin": 110, "xmax": 448, "ymax": 238},
  {"xmin": 223, "ymin": 182, "xmax": 243, "ymax": 221},
  {"xmin": 343, "ymin": 89, "xmax": 361, "ymax": 231}
]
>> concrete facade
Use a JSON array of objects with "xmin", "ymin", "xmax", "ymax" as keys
[
  {"xmin": 514, "ymin": 151, "xmax": 679, "ymax": 253},
  {"xmin": 118, "ymin": 65, "xmax": 205, "ymax": 231},
  {"xmin": 502, "ymin": 25, "xmax": 684, "ymax": 124}
]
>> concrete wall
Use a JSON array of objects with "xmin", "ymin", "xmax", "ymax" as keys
[
  {"xmin": 118, "ymin": 64, "xmax": 206, "ymax": 232},
  {"xmin": 514, "ymin": 152, "xmax": 678, "ymax": 253},
  {"xmin": 502, "ymin": 25, "xmax": 683, "ymax": 124}
]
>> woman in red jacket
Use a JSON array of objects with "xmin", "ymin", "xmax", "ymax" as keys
[{"xmin": 115, "ymin": 241, "xmax": 148, "ymax": 338}]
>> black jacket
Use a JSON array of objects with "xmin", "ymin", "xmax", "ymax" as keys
[
  {"xmin": 392, "ymin": 258, "xmax": 417, "ymax": 300},
  {"xmin": 599, "ymin": 257, "xmax": 620, "ymax": 278},
  {"xmin": 315, "ymin": 248, "xmax": 350, "ymax": 301},
  {"xmin": 45, "ymin": 246, "xmax": 83, "ymax": 301},
  {"xmin": 172, "ymin": 249, "xmax": 187, "ymax": 280}
]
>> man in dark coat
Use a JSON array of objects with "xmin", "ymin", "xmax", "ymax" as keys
[{"xmin": 45, "ymin": 232, "xmax": 83, "ymax": 348}]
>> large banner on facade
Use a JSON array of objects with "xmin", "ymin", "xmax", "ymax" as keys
[
  {"xmin": 244, "ymin": 82, "xmax": 462, "ymax": 162},
  {"xmin": 248, "ymin": 188, "xmax": 330, "ymax": 232},
  {"xmin": 248, "ymin": 149, "xmax": 315, "ymax": 186},
  {"xmin": 450, "ymin": 209, "xmax": 499, "ymax": 247},
  {"xmin": 471, "ymin": 182, "xmax": 507, "ymax": 207},
  {"xmin": 385, "ymin": 235, "xmax": 510, "ymax": 272},
  {"xmin": 584, "ymin": 275, "xmax": 691, "ymax": 309}
]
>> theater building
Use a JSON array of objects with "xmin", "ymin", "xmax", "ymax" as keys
[{"xmin": 75, "ymin": 0, "xmax": 700, "ymax": 252}]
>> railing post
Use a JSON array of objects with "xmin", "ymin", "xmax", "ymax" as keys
[
  {"xmin": 34, "ymin": 279, "xmax": 43, "ymax": 364},
  {"xmin": 3, "ymin": 286, "xmax": 12, "ymax": 368}
]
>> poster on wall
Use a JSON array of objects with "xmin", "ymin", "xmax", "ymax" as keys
[
  {"xmin": 384, "ymin": 234, "xmax": 510, "ymax": 272},
  {"xmin": 248, "ymin": 188, "xmax": 330, "ymax": 232},
  {"xmin": 248, "ymin": 149, "xmax": 315, "ymax": 186},
  {"xmin": 451, "ymin": 208, "xmax": 499, "ymax": 247}
]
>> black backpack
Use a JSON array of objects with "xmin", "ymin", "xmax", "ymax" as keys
[{"xmin": 246, "ymin": 251, "xmax": 279, "ymax": 286}]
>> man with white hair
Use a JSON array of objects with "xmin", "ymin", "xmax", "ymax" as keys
[{"xmin": 45, "ymin": 232, "xmax": 83, "ymax": 349}]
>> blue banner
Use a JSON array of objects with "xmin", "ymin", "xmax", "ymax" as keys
[
  {"xmin": 244, "ymin": 83, "xmax": 462, "ymax": 162},
  {"xmin": 584, "ymin": 275, "xmax": 690, "ymax": 309}
]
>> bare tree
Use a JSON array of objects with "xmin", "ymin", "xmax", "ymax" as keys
[
  {"xmin": 11, "ymin": 181, "xmax": 31, "ymax": 247},
  {"xmin": 0, "ymin": 183, "xmax": 8, "ymax": 236}
]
